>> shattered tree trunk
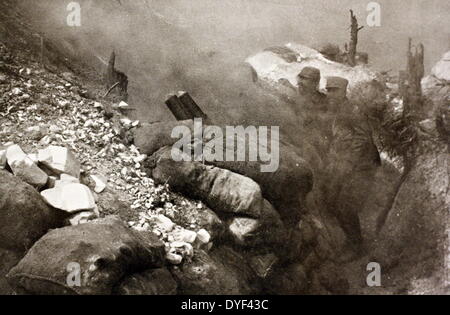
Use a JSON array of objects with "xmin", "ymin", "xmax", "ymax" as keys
[
  {"xmin": 348, "ymin": 10, "xmax": 364, "ymax": 67},
  {"xmin": 401, "ymin": 38, "xmax": 425, "ymax": 113},
  {"xmin": 105, "ymin": 51, "xmax": 128, "ymax": 101}
]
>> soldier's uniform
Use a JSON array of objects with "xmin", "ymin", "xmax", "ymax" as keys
[{"xmin": 321, "ymin": 77, "xmax": 381, "ymax": 255}]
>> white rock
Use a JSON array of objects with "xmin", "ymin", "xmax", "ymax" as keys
[
  {"xmin": 170, "ymin": 241, "xmax": 194, "ymax": 258},
  {"xmin": 196, "ymin": 229, "xmax": 211, "ymax": 244},
  {"xmin": 27, "ymin": 153, "xmax": 39, "ymax": 163},
  {"xmin": 68, "ymin": 211, "xmax": 98, "ymax": 226},
  {"xmin": 118, "ymin": 101, "xmax": 129, "ymax": 109},
  {"xmin": 55, "ymin": 174, "xmax": 80, "ymax": 187},
  {"xmin": 172, "ymin": 229, "xmax": 197, "ymax": 244},
  {"xmin": 166, "ymin": 252, "xmax": 183, "ymax": 265},
  {"xmin": 0, "ymin": 148, "xmax": 6, "ymax": 170},
  {"xmin": 38, "ymin": 145, "xmax": 81, "ymax": 178},
  {"xmin": 90, "ymin": 174, "xmax": 107, "ymax": 193},
  {"xmin": 5, "ymin": 144, "xmax": 48, "ymax": 188},
  {"xmin": 431, "ymin": 51, "xmax": 450, "ymax": 81},
  {"xmin": 152, "ymin": 214, "xmax": 175, "ymax": 232},
  {"xmin": 41, "ymin": 183, "xmax": 96, "ymax": 213},
  {"xmin": 26, "ymin": 125, "xmax": 47, "ymax": 140}
]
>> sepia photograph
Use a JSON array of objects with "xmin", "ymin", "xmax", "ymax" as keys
[{"xmin": 0, "ymin": 0, "xmax": 448, "ymax": 301}]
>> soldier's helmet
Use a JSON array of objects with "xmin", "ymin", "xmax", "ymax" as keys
[
  {"xmin": 326, "ymin": 76, "xmax": 349, "ymax": 91},
  {"xmin": 298, "ymin": 67, "xmax": 321, "ymax": 81}
]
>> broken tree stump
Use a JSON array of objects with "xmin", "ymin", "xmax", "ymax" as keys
[
  {"xmin": 348, "ymin": 9, "xmax": 364, "ymax": 67},
  {"xmin": 105, "ymin": 51, "xmax": 128, "ymax": 101}
]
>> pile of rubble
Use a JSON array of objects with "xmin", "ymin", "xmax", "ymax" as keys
[{"xmin": 0, "ymin": 41, "xmax": 218, "ymax": 268}]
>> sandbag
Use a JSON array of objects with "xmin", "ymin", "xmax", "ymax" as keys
[
  {"xmin": 133, "ymin": 120, "xmax": 194, "ymax": 157},
  {"xmin": 113, "ymin": 268, "xmax": 178, "ymax": 295},
  {"xmin": 0, "ymin": 170, "xmax": 67, "ymax": 253},
  {"xmin": 136, "ymin": 122, "xmax": 313, "ymax": 223},
  {"xmin": 150, "ymin": 146, "xmax": 265, "ymax": 219},
  {"xmin": 7, "ymin": 216, "xmax": 165, "ymax": 295}
]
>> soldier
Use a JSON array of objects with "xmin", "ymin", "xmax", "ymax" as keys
[
  {"xmin": 322, "ymin": 76, "xmax": 381, "ymax": 259},
  {"xmin": 297, "ymin": 67, "xmax": 327, "ymax": 110},
  {"xmin": 325, "ymin": 76, "xmax": 353, "ymax": 113}
]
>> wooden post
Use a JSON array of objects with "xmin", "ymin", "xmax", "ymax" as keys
[
  {"xmin": 348, "ymin": 10, "xmax": 364, "ymax": 67},
  {"xmin": 178, "ymin": 91, "xmax": 210, "ymax": 123},
  {"xmin": 165, "ymin": 94, "xmax": 193, "ymax": 121}
]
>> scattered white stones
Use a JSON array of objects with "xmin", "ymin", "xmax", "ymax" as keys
[
  {"xmin": 38, "ymin": 145, "xmax": 81, "ymax": 178},
  {"xmin": 26, "ymin": 125, "xmax": 47, "ymax": 140},
  {"xmin": 90, "ymin": 174, "xmax": 107, "ymax": 193},
  {"xmin": 5, "ymin": 144, "xmax": 48, "ymax": 188},
  {"xmin": 41, "ymin": 183, "xmax": 96, "ymax": 213}
]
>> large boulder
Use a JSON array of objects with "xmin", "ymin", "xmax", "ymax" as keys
[
  {"xmin": 7, "ymin": 216, "xmax": 165, "ymax": 295},
  {"xmin": 373, "ymin": 152, "xmax": 449, "ymax": 272},
  {"xmin": 0, "ymin": 170, "xmax": 66, "ymax": 253}
]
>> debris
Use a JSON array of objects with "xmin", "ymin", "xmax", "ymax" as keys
[
  {"xmin": 68, "ymin": 211, "xmax": 98, "ymax": 226},
  {"xmin": 40, "ymin": 183, "xmax": 96, "ymax": 213},
  {"xmin": 38, "ymin": 145, "xmax": 81, "ymax": 178},
  {"xmin": 152, "ymin": 214, "xmax": 175, "ymax": 232},
  {"xmin": 90, "ymin": 174, "xmax": 107, "ymax": 193},
  {"xmin": 196, "ymin": 229, "xmax": 211, "ymax": 244},
  {"xmin": 5, "ymin": 144, "xmax": 48, "ymax": 189}
]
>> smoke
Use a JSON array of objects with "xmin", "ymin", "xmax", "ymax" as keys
[{"xmin": 16, "ymin": 0, "xmax": 450, "ymax": 131}]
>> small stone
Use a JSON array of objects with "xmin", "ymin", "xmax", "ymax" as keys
[
  {"xmin": 38, "ymin": 145, "xmax": 81, "ymax": 178},
  {"xmin": 6, "ymin": 144, "xmax": 48, "ymax": 188},
  {"xmin": 90, "ymin": 174, "xmax": 107, "ymax": 193},
  {"xmin": 196, "ymin": 229, "xmax": 211, "ymax": 244},
  {"xmin": 55, "ymin": 174, "xmax": 80, "ymax": 187},
  {"xmin": 152, "ymin": 214, "xmax": 175, "ymax": 232},
  {"xmin": 26, "ymin": 126, "xmax": 47, "ymax": 140},
  {"xmin": 93, "ymin": 101, "xmax": 103, "ymax": 108},
  {"xmin": 170, "ymin": 241, "xmax": 194, "ymax": 258},
  {"xmin": 41, "ymin": 183, "xmax": 96, "ymax": 213},
  {"xmin": 172, "ymin": 229, "xmax": 197, "ymax": 244},
  {"xmin": 68, "ymin": 211, "xmax": 97, "ymax": 226},
  {"xmin": 11, "ymin": 87, "xmax": 22, "ymax": 95},
  {"xmin": 49, "ymin": 125, "xmax": 61, "ymax": 133},
  {"xmin": 166, "ymin": 252, "xmax": 183, "ymax": 265}
]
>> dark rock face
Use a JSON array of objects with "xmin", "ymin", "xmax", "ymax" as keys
[
  {"xmin": 170, "ymin": 247, "xmax": 260, "ymax": 295},
  {"xmin": 7, "ymin": 216, "xmax": 165, "ymax": 295},
  {"xmin": 0, "ymin": 248, "xmax": 22, "ymax": 294},
  {"xmin": 113, "ymin": 268, "xmax": 178, "ymax": 295},
  {"xmin": 0, "ymin": 170, "xmax": 67, "ymax": 253},
  {"xmin": 373, "ymin": 153, "xmax": 448, "ymax": 271}
]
